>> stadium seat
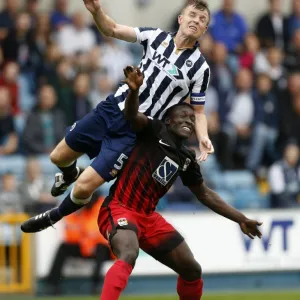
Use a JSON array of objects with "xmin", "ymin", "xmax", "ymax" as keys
[
  {"xmin": 232, "ymin": 187, "xmax": 265, "ymax": 209},
  {"xmin": 222, "ymin": 170, "xmax": 256, "ymax": 189},
  {"xmin": 214, "ymin": 189, "xmax": 235, "ymax": 206}
]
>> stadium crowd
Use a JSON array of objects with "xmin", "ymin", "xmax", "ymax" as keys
[{"xmin": 0, "ymin": 0, "xmax": 300, "ymax": 214}]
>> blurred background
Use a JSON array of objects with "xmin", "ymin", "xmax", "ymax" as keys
[{"xmin": 0, "ymin": 0, "xmax": 299, "ymax": 299}]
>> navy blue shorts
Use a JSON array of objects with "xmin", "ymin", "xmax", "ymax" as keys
[{"xmin": 65, "ymin": 100, "xmax": 136, "ymax": 181}]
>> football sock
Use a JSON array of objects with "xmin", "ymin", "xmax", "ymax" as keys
[
  {"xmin": 58, "ymin": 160, "xmax": 78, "ymax": 182},
  {"xmin": 177, "ymin": 277, "xmax": 203, "ymax": 300},
  {"xmin": 100, "ymin": 260, "xmax": 133, "ymax": 300},
  {"xmin": 49, "ymin": 189, "xmax": 91, "ymax": 222}
]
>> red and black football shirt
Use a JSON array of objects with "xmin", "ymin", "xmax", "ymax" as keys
[{"xmin": 103, "ymin": 117, "xmax": 203, "ymax": 215}]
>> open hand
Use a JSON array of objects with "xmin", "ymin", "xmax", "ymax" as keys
[
  {"xmin": 197, "ymin": 137, "xmax": 214, "ymax": 162},
  {"xmin": 239, "ymin": 219, "xmax": 263, "ymax": 240},
  {"xmin": 83, "ymin": 0, "xmax": 101, "ymax": 15},
  {"xmin": 123, "ymin": 66, "xmax": 144, "ymax": 91}
]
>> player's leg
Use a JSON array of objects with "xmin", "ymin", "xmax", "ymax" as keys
[
  {"xmin": 49, "ymin": 138, "xmax": 84, "ymax": 196},
  {"xmin": 101, "ymin": 229, "xmax": 138, "ymax": 300},
  {"xmin": 157, "ymin": 241, "xmax": 203, "ymax": 300},
  {"xmin": 98, "ymin": 204, "xmax": 140, "ymax": 300},
  {"xmin": 140, "ymin": 213, "xmax": 203, "ymax": 300},
  {"xmin": 20, "ymin": 166, "xmax": 105, "ymax": 233}
]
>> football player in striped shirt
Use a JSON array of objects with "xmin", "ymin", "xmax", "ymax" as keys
[{"xmin": 20, "ymin": 0, "xmax": 215, "ymax": 233}]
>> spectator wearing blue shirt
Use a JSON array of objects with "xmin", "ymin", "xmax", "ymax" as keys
[
  {"xmin": 246, "ymin": 73, "xmax": 279, "ymax": 173},
  {"xmin": 209, "ymin": 0, "xmax": 248, "ymax": 54},
  {"xmin": 50, "ymin": 0, "xmax": 71, "ymax": 31},
  {"xmin": 288, "ymin": 0, "xmax": 300, "ymax": 40},
  {"xmin": 0, "ymin": 0, "xmax": 19, "ymax": 41}
]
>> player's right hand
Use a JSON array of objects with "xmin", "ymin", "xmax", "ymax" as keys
[
  {"xmin": 83, "ymin": 0, "xmax": 101, "ymax": 15},
  {"xmin": 123, "ymin": 66, "xmax": 144, "ymax": 91}
]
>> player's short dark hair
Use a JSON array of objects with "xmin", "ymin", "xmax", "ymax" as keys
[
  {"xmin": 182, "ymin": 0, "xmax": 211, "ymax": 24},
  {"xmin": 162, "ymin": 103, "xmax": 194, "ymax": 121}
]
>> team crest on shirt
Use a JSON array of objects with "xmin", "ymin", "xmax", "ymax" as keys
[
  {"xmin": 109, "ymin": 169, "xmax": 119, "ymax": 177},
  {"xmin": 153, "ymin": 156, "xmax": 179, "ymax": 186},
  {"xmin": 186, "ymin": 60, "xmax": 193, "ymax": 67},
  {"xmin": 117, "ymin": 218, "xmax": 128, "ymax": 227}
]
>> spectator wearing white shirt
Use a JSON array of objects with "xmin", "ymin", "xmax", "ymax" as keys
[
  {"xmin": 56, "ymin": 11, "xmax": 96, "ymax": 56},
  {"xmin": 222, "ymin": 68, "xmax": 254, "ymax": 169},
  {"xmin": 268, "ymin": 142, "xmax": 300, "ymax": 208}
]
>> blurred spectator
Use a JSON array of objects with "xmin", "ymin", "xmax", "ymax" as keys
[
  {"xmin": 1, "ymin": 12, "xmax": 32, "ymax": 71},
  {"xmin": 288, "ymin": 0, "xmax": 300, "ymax": 40},
  {"xmin": 90, "ymin": 72, "xmax": 115, "ymax": 108},
  {"xmin": 221, "ymin": 68, "xmax": 254, "ymax": 169},
  {"xmin": 239, "ymin": 33, "xmax": 260, "ymax": 70},
  {"xmin": 254, "ymin": 47, "xmax": 287, "ymax": 93},
  {"xmin": 68, "ymin": 73, "xmax": 92, "ymax": 125},
  {"xmin": 25, "ymin": 0, "xmax": 40, "ymax": 28},
  {"xmin": 51, "ymin": 58, "xmax": 74, "ymax": 121},
  {"xmin": 285, "ymin": 29, "xmax": 300, "ymax": 72},
  {"xmin": 255, "ymin": 0, "xmax": 289, "ymax": 50},
  {"xmin": 18, "ymin": 158, "xmax": 56, "ymax": 215},
  {"xmin": 0, "ymin": 0, "xmax": 19, "ymax": 41},
  {"xmin": 209, "ymin": 0, "xmax": 248, "ymax": 53},
  {"xmin": 246, "ymin": 74, "xmax": 279, "ymax": 173},
  {"xmin": 22, "ymin": 85, "xmax": 66, "ymax": 155},
  {"xmin": 55, "ymin": 11, "xmax": 96, "ymax": 56},
  {"xmin": 0, "ymin": 87, "xmax": 18, "ymax": 155},
  {"xmin": 0, "ymin": 62, "xmax": 20, "ymax": 115},
  {"xmin": 268, "ymin": 142, "xmax": 300, "ymax": 208},
  {"xmin": 0, "ymin": 172, "xmax": 23, "ymax": 214},
  {"xmin": 100, "ymin": 37, "xmax": 134, "ymax": 85},
  {"xmin": 46, "ymin": 195, "xmax": 113, "ymax": 295},
  {"xmin": 279, "ymin": 86, "xmax": 300, "ymax": 146},
  {"xmin": 199, "ymin": 33, "xmax": 214, "ymax": 64},
  {"xmin": 50, "ymin": 0, "xmax": 71, "ymax": 30},
  {"xmin": 36, "ymin": 43, "xmax": 62, "ymax": 87},
  {"xmin": 210, "ymin": 42, "xmax": 233, "ymax": 107},
  {"xmin": 28, "ymin": 12, "xmax": 52, "ymax": 73}
]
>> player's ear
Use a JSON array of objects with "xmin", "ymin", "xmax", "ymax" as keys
[
  {"xmin": 178, "ymin": 14, "xmax": 183, "ymax": 25},
  {"xmin": 164, "ymin": 117, "xmax": 171, "ymax": 125}
]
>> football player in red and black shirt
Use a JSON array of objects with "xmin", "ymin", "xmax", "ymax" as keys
[{"xmin": 98, "ymin": 66, "xmax": 263, "ymax": 300}]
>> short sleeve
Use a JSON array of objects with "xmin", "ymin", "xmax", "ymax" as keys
[
  {"xmin": 180, "ymin": 157, "xmax": 203, "ymax": 186},
  {"xmin": 190, "ymin": 66, "xmax": 211, "ymax": 106},
  {"xmin": 134, "ymin": 27, "xmax": 158, "ymax": 44},
  {"xmin": 137, "ymin": 117, "xmax": 163, "ymax": 138}
]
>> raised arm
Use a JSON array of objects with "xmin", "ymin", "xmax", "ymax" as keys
[
  {"xmin": 123, "ymin": 66, "xmax": 148, "ymax": 131},
  {"xmin": 83, "ymin": 0, "xmax": 137, "ymax": 42},
  {"xmin": 188, "ymin": 183, "xmax": 263, "ymax": 240}
]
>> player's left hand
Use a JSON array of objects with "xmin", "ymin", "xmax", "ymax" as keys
[
  {"xmin": 198, "ymin": 136, "xmax": 214, "ymax": 162},
  {"xmin": 239, "ymin": 219, "xmax": 263, "ymax": 240},
  {"xmin": 123, "ymin": 66, "xmax": 144, "ymax": 91}
]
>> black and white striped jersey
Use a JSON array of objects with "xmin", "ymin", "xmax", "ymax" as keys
[{"xmin": 112, "ymin": 27, "xmax": 210, "ymax": 119}]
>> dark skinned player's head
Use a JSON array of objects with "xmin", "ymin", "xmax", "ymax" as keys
[{"xmin": 162, "ymin": 103, "xmax": 195, "ymax": 140}]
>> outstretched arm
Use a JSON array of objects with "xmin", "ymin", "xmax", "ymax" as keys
[
  {"xmin": 83, "ymin": 0, "xmax": 137, "ymax": 42},
  {"xmin": 188, "ymin": 183, "xmax": 263, "ymax": 240},
  {"xmin": 123, "ymin": 66, "xmax": 148, "ymax": 131}
]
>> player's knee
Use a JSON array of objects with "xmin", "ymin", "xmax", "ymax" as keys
[
  {"xmin": 120, "ymin": 248, "xmax": 139, "ymax": 266},
  {"xmin": 181, "ymin": 261, "xmax": 202, "ymax": 281},
  {"xmin": 73, "ymin": 180, "xmax": 93, "ymax": 199},
  {"xmin": 50, "ymin": 148, "xmax": 60, "ymax": 165}
]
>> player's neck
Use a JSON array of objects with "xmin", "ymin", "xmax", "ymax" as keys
[
  {"xmin": 174, "ymin": 32, "xmax": 196, "ymax": 50},
  {"xmin": 168, "ymin": 130, "xmax": 183, "ymax": 146}
]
